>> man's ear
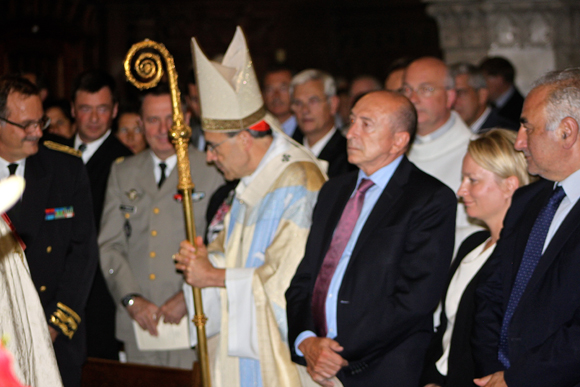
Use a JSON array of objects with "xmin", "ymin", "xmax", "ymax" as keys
[
  {"xmin": 478, "ymin": 88, "xmax": 490, "ymax": 108},
  {"xmin": 559, "ymin": 116, "xmax": 579, "ymax": 150},
  {"xmin": 238, "ymin": 130, "xmax": 253, "ymax": 150},
  {"xmin": 445, "ymin": 88, "xmax": 457, "ymax": 110},
  {"xmin": 112, "ymin": 102, "xmax": 119, "ymax": 120},
  {"xmin": 71, "ymin": 101, "xmax": 76, "ymax": 118},
  {"xmin": 392, "ymin": 130, "xmax": 410, "ymax": 154}
]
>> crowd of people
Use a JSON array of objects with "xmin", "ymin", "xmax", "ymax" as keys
[{"xmin": 1, "ymin": 24, "xmax": 580, "ymax": 387}]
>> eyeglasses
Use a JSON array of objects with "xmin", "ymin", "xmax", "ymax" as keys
[
  {"xmin": 118, "ymin": 126, "xmax": 144, "ymax": 135},
  {"xmin": 0, "ymin": 116, "xmax": 51, "ymax": 133},
  {"xmin": 206, "ymin": 130, "xmax": 244, "ymax": 154},
  {"xmin": 401, "ymin": 84, "xmax": 444, "ymax": 98},
  {"xmin": 291, "ymin": 96, "xmax": 326, "ymax": 110}
]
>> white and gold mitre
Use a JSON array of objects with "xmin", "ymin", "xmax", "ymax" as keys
[{"xmin": 191, "ymin": 26, "xmax": 267, "ymax": 133}]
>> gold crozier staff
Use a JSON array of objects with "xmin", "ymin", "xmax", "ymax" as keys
[{"xmin": 124, "ymin": 39, "xmax": 211, "ymax": 387}]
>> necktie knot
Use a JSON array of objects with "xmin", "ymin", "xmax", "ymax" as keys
[
  {"xmin": 549, "ymin": 185, "xmax": 566, "ymax": 208},
  {"xmin": 78, "ymin": 143, "xmax": 87, "ymax": 152},
  {"xmin": 7, "ymin": 163, "xmax": 18, "ymax": 176},
  {"xmin": 357, "ymin": 178, "xmax": 374, "ymax": 195}
]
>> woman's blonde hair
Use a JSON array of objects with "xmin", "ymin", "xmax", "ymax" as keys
[{"xmin": 468, "ymin": 129, "xmax": 534, "ymax": 187}]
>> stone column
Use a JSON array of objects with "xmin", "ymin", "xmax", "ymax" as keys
[{"xmin": 424, "ymin": 0, "xmax": 580, "ymax": 94}]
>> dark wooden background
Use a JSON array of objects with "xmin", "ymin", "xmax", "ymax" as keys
[{"xmin": 0, "ymin": 0, "xmax": 441, "ymax": 99}]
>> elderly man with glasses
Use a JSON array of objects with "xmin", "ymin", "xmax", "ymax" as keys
[
  {"xmin": 290, "ymin": 69, "xmax": 356, "ymax": 178},
  {"xmin": 0, "ymin": 75, "xmax": 99, "ymax": 387},
  {"xmin": 402, "ymin": 57, "xmax": 480, "ymax": 249}
]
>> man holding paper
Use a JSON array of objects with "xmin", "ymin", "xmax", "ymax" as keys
[{"xmin": 98, "ymin": 83, "xmax": 223, "ymax": 367}]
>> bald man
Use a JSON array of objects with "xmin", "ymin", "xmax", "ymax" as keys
[
  {"xmin": 287, "ymin": 91, "xmax": 456, "ymax": 387},
  {"xmin": 402, "ymin": 57, "xmax": 479, "ymax": 248}
]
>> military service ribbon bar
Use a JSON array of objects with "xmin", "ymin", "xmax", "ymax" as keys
[{"xmin": 45, "ymin": 206, "xmax": 74, "ymax": 220}]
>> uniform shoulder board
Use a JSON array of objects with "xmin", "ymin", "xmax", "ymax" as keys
[
  {"xmin": 115, "ymin": 156, "xmax": 125, "ymax": 164},
  {"xmin": 44, "ymin": 141, "xmax": 82, "ymax": 158}
]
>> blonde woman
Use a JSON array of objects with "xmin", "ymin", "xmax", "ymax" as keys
[{"xmin": 421, "ymin": 129, "xmax": 534, "ymax": 387}]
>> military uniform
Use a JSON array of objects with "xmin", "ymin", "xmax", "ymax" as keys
[
  {"xmin": 98, "ymin": 146, "xmax": 223, "ymax": 367},
  {"xmin": 7, "ymin": 143, "xmax": 99, "ymax": 387}
]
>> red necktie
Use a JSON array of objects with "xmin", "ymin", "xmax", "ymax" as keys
[{"xmin": 311, "ymin": 178, "xmax": 374, "ymax": 336}]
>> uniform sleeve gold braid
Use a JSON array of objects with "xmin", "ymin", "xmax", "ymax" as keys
[
  {"xmin": 50, "ymin": 302, "xmax": 81, "ymax": 339},
  {"xmin": 44, "ymin": 141, "xmax": 82, "ymax": 158}
]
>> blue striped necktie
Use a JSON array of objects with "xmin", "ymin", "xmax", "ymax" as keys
[{"xmin": 498, "ymin": 185, "xmax": 566, "ymax": 368}]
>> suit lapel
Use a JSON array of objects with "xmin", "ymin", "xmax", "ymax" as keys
[
  {"xmin": 523, "ymin": 194, "xmax": 580, "ymax": 301},
  {"xmin": 19, "ymin": 152, "xmax": 52, "ymax": 243},
  {"xmin": 85, "ymin": 134, "xmax": 112, "ymax": 171},
  {"xmin": 318, "ymin": 131, "xmax": 342, "ymax": 162},
  {"xmin": 502, "ymin": 182, "xmax": 552, "ymax": 303},
  {"xmin": 320, "ymin": 176, "xmax": 357, "ymax": 259},
  {"xmin": 349, "ymin": 157, "xmax": 411, "ymax": 261},
  {"xmin": 136, "ymin": 151, "xmax": 158, "ymax": 200}
]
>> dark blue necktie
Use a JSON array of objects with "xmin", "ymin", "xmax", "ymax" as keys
[{"xmin": 498, "ymin": 185, "xmax": 566, "ymax": 368}]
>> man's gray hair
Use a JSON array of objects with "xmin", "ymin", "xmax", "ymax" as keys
[
  {"xmin": 290, "ymin": 69, "xmax": 336, "ymax": 98},
  {"xmin": 532, "ymin": 68, "xmax": 580, "ymax": 131},
  {"xmin": 449, "ymin": 62, "xmax": 487, "ymax": 90},
  {"xmin": 444, "ymin": 67, "xmax": 455, "ymax": 90}
]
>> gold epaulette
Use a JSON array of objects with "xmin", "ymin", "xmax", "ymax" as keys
[
  {"xmin": 50, "ymin": 302, "xmax": 81, "ymax": 339},
  {"xmin": 44, "ymin": 141, "xmax": 82, "ymax": 158}
]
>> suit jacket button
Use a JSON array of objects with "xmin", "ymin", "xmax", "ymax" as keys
[
  {"xmin": 125, "ymin": 213, "xmax": 130, "ymax": 219},
  {"xmin": 153, "ymin": 208, "xmax": 160, "ymax": 214},
  {"xmin": 151, "ymin": 230, "xmax": 157, "ymax": 237},
  {"xmin": 150, "ymin": 251, "xmax": 156, "ymax": 258},
  {"xmin": 46, "ymin": 246, "xmax": 52, "ymax": 253},
  {"xmin": 40, "ymin": 286, "xmax": 46, "ymax": 292},
  {"xmin": 149, "ymin": 274, "xmax": 156, "ymax": 280}
]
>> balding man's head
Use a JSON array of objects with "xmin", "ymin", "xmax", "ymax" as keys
[
  {"xmin": 346, "ymin": 91, "xmax": 417, "ymax": 175},
  {"xmin": 402, "ymin": 57, "xmax": 456, "ymax": 137}
]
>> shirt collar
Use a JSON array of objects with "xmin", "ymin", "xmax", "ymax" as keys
[
  {"xmin": 415, "ymin": 112, "xmax": 456, "ymax": 144},
  {"xmin": 495, "ymin": 86, "xmax": 515, "ymax": 109},
  {"xmin": 150, "ymin": 151, "xmax": 177, "ymax": 173},
  {"xmin": 0, "ymin": 156, "xmax": 26, "ymax": 180},
  {"xmin": 558, "ymin": 168, "xmax": 580, "ymax": 205},
  {"xmin": 75, "ymin": 130, "xmax": 111, "ymax": 163},
  {"xmin": 470, "ymin": 107, "xmax": 492, "ymax": 133},
  {"xmin": 303, "ymin": 127, "xmax": 336, "ymax": 157},
  {"xmin": 356, "ymin": 154, "xmax": 403, "ymax": 193},
  {"xmin": 281, "ymin": 115, "xmax": 297, "ymax": 136}
]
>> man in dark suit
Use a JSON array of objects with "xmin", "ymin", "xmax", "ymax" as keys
[
  {"xmin": 0, "ymin": 75, "xmax": 98, "ymax": 387},
  {"xmin": 472, "ymin": 68, "xmax": 580, "ymax": 387},
  {"xmin": 286, "ymin": 90, "xmax": 457, "ymax": 387},
  {"xmin": 290, "ymin": 69, "xmax": 357, "ymax": 178},
  {"xmin": 451, "ymin": 62, "xmax": 519, "ymax": 134},
  {"xmin": 49, "ymin": 71, "xmax": 133, "ymax": 360},
  {"xmin": 479, "ymin": 57, "xmax": 524, "ymax": 124}
]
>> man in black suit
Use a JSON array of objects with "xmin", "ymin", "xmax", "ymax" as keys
[
  {"xmin": 286, "ymin": 90, "xmax": 456, "ymax": 387},
  {"xmin": 0, "ymin": 75, "xmax": 98, "ymax": 387},
  {"xmin": 472, "ymin": 68, "xmax": 580, "ymax": 387},
  {"xmin": 290, "ymin": 69, "xmax": 357, "ymax": 178},
  {"xmin": 59, "ymin": 71, "xmax": 133, "ymax": 360},
  {"xmin": 479, "ymin": 57, "xmax": 524, "ymax": 124},
  {"xmin": 450, "ymin": 62, "xmax": 519, "ymax": 134}
]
